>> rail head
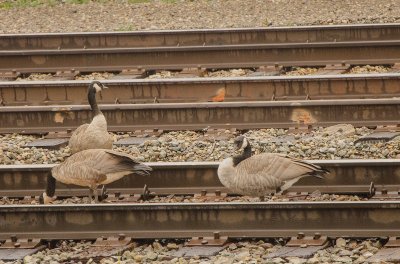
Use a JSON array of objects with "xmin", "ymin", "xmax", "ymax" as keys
[
  {"xmin": 0, "ymin": 159, "xmax": 399, "ymax": 171},
  {"xmin": 1, "ymin": 98, "xmax": 400, "ymax": 112}
]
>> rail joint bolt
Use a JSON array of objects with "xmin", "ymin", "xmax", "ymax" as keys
[{"xmin": 297, "ymin": 232, "xmax": 305, "ymax": 239}]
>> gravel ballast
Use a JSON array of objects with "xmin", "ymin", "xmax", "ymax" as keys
[
  {"xmin": 10, "ymin": 65, "xmax": 395, "ymax": 82},
  {"xmin": 0, "ymin": 192, "xmax": 365, "ymax": 205},
  {"xmin": 1, "ymin": 238, "xmax": 389, "ymax": 264},
  {"xmin": 0, "ymin": 0, "xmax": 400, "ymax": 34},
  {"xmin": 1, "ymin": 126, "xmax": 399, "ymax": 165}
]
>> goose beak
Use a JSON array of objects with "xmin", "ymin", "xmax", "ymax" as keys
[{"xmin": 102, "ymin": 85, "xmax": 109, "ymax": 89}]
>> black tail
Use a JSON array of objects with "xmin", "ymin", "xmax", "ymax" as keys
[
  {"xmin": 312, "ymin": 167, "xmax": 330, "ymax": 179},
  {"xmin": 292, "ymin": 159, "xmax": 330, "ymax": 179},
  {"xmin": 133, "ymin": 163, "xmax": 152, "ymax": 176}
]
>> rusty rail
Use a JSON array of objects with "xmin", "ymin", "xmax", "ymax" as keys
[
  {"xmin": 1, "ymin": 201, "xmax": 400, "ymax": 239},
  {"xmin": 1, "ymin": 74, "xmax": 400, "ymax": 106},
  {"xmin": 0, "ymin": 160, "xmax": 398, "ymax": 197},
  {"xmin": 1, "ymin": 40, "xmax": 400, "ymax": 73},
  {"xmin": 0, "ymin": 98, "xmax": 399, "ymax": 133},
  {"xmin": 1, "ymin": 159, "xmax": 400, "ymax": 240},
  {"xmin": 2, "ymin": 24, "xmax": 400, "ymax": 50}
]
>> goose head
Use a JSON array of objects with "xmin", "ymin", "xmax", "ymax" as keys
[
  {"xmin": 234, "ymin": 135, "xmax": 249, "ymax": 151},
  {"xmin": 90, "ymin": 81, "xmax": 109, "ymax": 93},
  {"xmin": 232, "ymin": 135, "xmax": 252, "ymax": 166},
  {"xmin": 87, "ymin": 81, "xmax": 108, "ymax": 115}
]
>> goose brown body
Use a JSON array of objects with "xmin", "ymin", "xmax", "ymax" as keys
[
  {"xmin": 68, "ymin": 115, "xmax": 113, "ymax": 154},
  {"xmin": 40, "ymin": 149, "xmax": 152, "ymax": 204},
  {"xmin": 68, "ymin": 81, "xmax": 113, "ymax": 154},
  {"xmin": 217, "ymin": 136, "xmax": 328, "ymax": 196}
]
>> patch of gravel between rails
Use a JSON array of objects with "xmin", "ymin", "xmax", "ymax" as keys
[
  {"xmin": 1, "ymin": 0, "xmax": 400, "ymax": 34},
  {"xmin": 348, "ymin": 65, "xmax": 391, "ymax": 74},
  {"xmin": 75, "ymin": 72, "xmax": 116, "ymax": 80},
  {"xmin": 3, "ymin": 238, "xmax": 388, "ymax": 264},
  {"xmin": 1, "ymin": 126, "xmax": 400, "ymax": 165},
  {"xmin": 15, "ymin": 73, "xmax": 53, "ymax": 81},
  {"xmin": 0, "ymin": 192, "xmax": 365, "ymax": 205},
  {"xmin": 284, "ymin": 67, "xmax": 320, "ymax": 76},
  {"xmin": 9, "ymin": 65, "xmax": 395, "ymax": 81}
]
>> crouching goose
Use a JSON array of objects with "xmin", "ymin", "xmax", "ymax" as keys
[
  {"xmin": 68, "ymin": 81, "xmax": 113, "ymax": 154},
  {"xmin": 217, "ymin": 135, "xmax": 328, "ymax": 196},
  {"xmin": 39, "ymin": 149, "xmax": 152, "ymax": 204}
]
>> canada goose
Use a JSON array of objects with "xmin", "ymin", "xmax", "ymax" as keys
[
  {"xmin": 217, "ymin": 135, "xmax": 328, "ymax": 196},
  {"xmin": 39, "ymin": 149, "xmax": 152, "ymax": 204},
  {"xmin": 68, "ymin": 81, "xmax": 113, "ymax": 154}
]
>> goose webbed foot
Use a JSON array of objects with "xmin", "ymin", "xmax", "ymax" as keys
[
  {"xmin": 39, "ymin": 192, "xmax": 57, "ymax": 204},
  {"xmin": 274, "ymin": 187, "xmax": 289, "ymax": 197},
  {"xmin": 99, "ymin": 185, "xmax": 108, "ymax": 202}
]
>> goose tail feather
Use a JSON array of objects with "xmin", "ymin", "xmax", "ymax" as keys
[
  {"xmin": 132, "ymin": 163, "xmax": 152, "ymax": 176},
  {"xmin": 311, "ymin": 167, "xmax": 330, "ymax": 179}
]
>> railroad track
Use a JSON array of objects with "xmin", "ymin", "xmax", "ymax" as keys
[
  {"xmin": 1, "ymin": 73, "xmax": 400, "ymax": 133},
  {"xmin": 1, "ymin": 98, "xmax": 400, "ymax": 133},
  {"xmin": 1, "ymin": 159, "xmax": 399, "ymax": 241},
  {"xmin": 2, "ymin": 23, "xmax": 400, "ymax": 50},
  {"xmin": 1, "ymin": 40, "xmax": 399, "ymax": 73},
  {"xmin": 1, "ymin": 24, "xmax": 400, "ymax": 73},
  {"xmin": 2, "ymin": 201, "xmax": 400, "ymax": 240},
  {"xmin": 1, "ymin": 73, "xmax": 400, "ymax": 106},
  {"xmin": 0, "ymin": 159, "xmax": 398, "ymax": 198}
]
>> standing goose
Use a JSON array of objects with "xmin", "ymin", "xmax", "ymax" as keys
[
  {"xmin": 39, "ymin": 149, "xmax": 152, "ymax": 204},
  {"xmin": 218, "ymin": 136, "xmax": 328, "ymax": 196},
  {"xmin": 68, "ymin": 81, "xmax": 113, "ymax": 154}
]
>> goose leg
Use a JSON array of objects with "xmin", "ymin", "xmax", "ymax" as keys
[
  {"xmin": 89, "ymin": 188, "xmax": 94, "ymax": 202},
  {"xmin": 99, "ymin": 185, "xmax": 108, "ymax": 202},
  {"xmin": 93, "ymin": 188, "xmax": 99, "ymax": 203}
]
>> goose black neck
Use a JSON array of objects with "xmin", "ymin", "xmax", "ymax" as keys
[
  {"xmin": 88, "ymin": 85, "xmax": 101, "ymax": 116},
  {"xmin": 232, "ymin": 143, "xmax": 252, "ymax": 166},
  {"xmin": 46, "ymin": 173, "xmax": 56, "ymax": 197}
]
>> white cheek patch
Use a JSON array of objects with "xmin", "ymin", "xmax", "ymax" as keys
[
  {"xmin": 93, "ymin": 83, "xmax": 102, "ymax": 92},
  {"xmin": 240, "ymin": 138, "xmax": 248, "ymax": 150}
]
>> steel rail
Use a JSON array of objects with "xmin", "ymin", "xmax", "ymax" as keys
[
  {"xmin": 1, "ymin": 74, "xmax": 400, "ymax": 106},
  {"xmin": 0, "ymin": 98, "xmax": 400, "ymax": 133},
  {"xmin": 1, "ymin": 24, "xmax": 400, "ymax": 50},
  {"xmin": 0, "ymin": 160, "xmax": 398, "ymax": 197},
  {"xmin": 1, "ymin": 40, "xmax": 400, "ymax": 72},
  {"xmin": 1, "ymin": 201, "xmax": 400, "ymax": 239}
]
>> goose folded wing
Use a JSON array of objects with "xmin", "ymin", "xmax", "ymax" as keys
[
  {"xmin": 54, "ymin": 161, "xmax": 107, "ymax": 185},
  {"xmin": 88, "ymin": 150, "xmax": 151, "ymax": 175},
  {"xmin": 239, "ymin": 153, "xmax": 321, "ymax": 182}
]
